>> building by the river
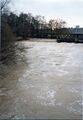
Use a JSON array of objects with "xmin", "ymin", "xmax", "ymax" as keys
[
  {"xmin": 70, "ymin": 26, "xmax": 83, "ymax": 42},
  {"xmin": 57, "ymin": 26, "xmax": 83, "ymax": 43}
]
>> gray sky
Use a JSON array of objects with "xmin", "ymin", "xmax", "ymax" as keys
[{"xmin": 10, "ymin": 0, "xmax": 83, "ymax": 27}]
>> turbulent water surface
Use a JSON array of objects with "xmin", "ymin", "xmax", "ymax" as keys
[{"xmin": 0, "ymin": 39, "xmax": 83, "ymax": 119}]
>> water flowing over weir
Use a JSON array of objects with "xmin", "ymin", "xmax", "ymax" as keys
[{"xmin": 0, "ymin": 39, "xmax": 83, "ymax": 119}]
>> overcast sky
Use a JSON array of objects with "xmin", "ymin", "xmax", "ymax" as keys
[{"xmin": 10, "ymin": 0, "xmax": 83, "ymax": 27}]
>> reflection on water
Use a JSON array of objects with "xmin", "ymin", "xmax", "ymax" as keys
[{"xmin": 0, "ymin": 39, "xmax": 83, "ymax": 119}]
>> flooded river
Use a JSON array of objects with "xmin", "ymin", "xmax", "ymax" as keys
[{"xmin": 0, "ymin": 39, "xmax": 83, "ymax": 119}]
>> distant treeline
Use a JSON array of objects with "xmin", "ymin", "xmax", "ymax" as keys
[
  {"xmin": 1, "ymin": 0, "xmax": 70, "ymax": 50},
  {"xmin": 1, "ymin": 12, "xmax": 69, "ymax": 40}
]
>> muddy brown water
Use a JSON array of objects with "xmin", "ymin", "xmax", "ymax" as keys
[{"xmin": 0, "ymin": 39, "xmax": 83, "ymax": 119}]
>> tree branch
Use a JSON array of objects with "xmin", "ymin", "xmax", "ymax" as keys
[{"xmin": 0, "ymin": 0, "xmax": 9, "ymax": 11}]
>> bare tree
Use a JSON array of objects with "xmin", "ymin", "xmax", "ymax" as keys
[
  {"xmin": 48, "ymin": 19, "xmax": 67, "ymax": 38},
  {"xmin": 0, "ymin": 0, "xmax": 10, "ymax": 11},
  {"xmin": 48, "ymin": 19, "xmax": 66, "ymax": 30}
]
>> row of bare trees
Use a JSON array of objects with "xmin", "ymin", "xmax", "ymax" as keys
[
  {"xmin": 1, "ymin": 0, "xmax": 70, "ymax": 50},
  {"xmin": 5, "ymin": 12, "xmax": 67, "ymax": 39}
]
